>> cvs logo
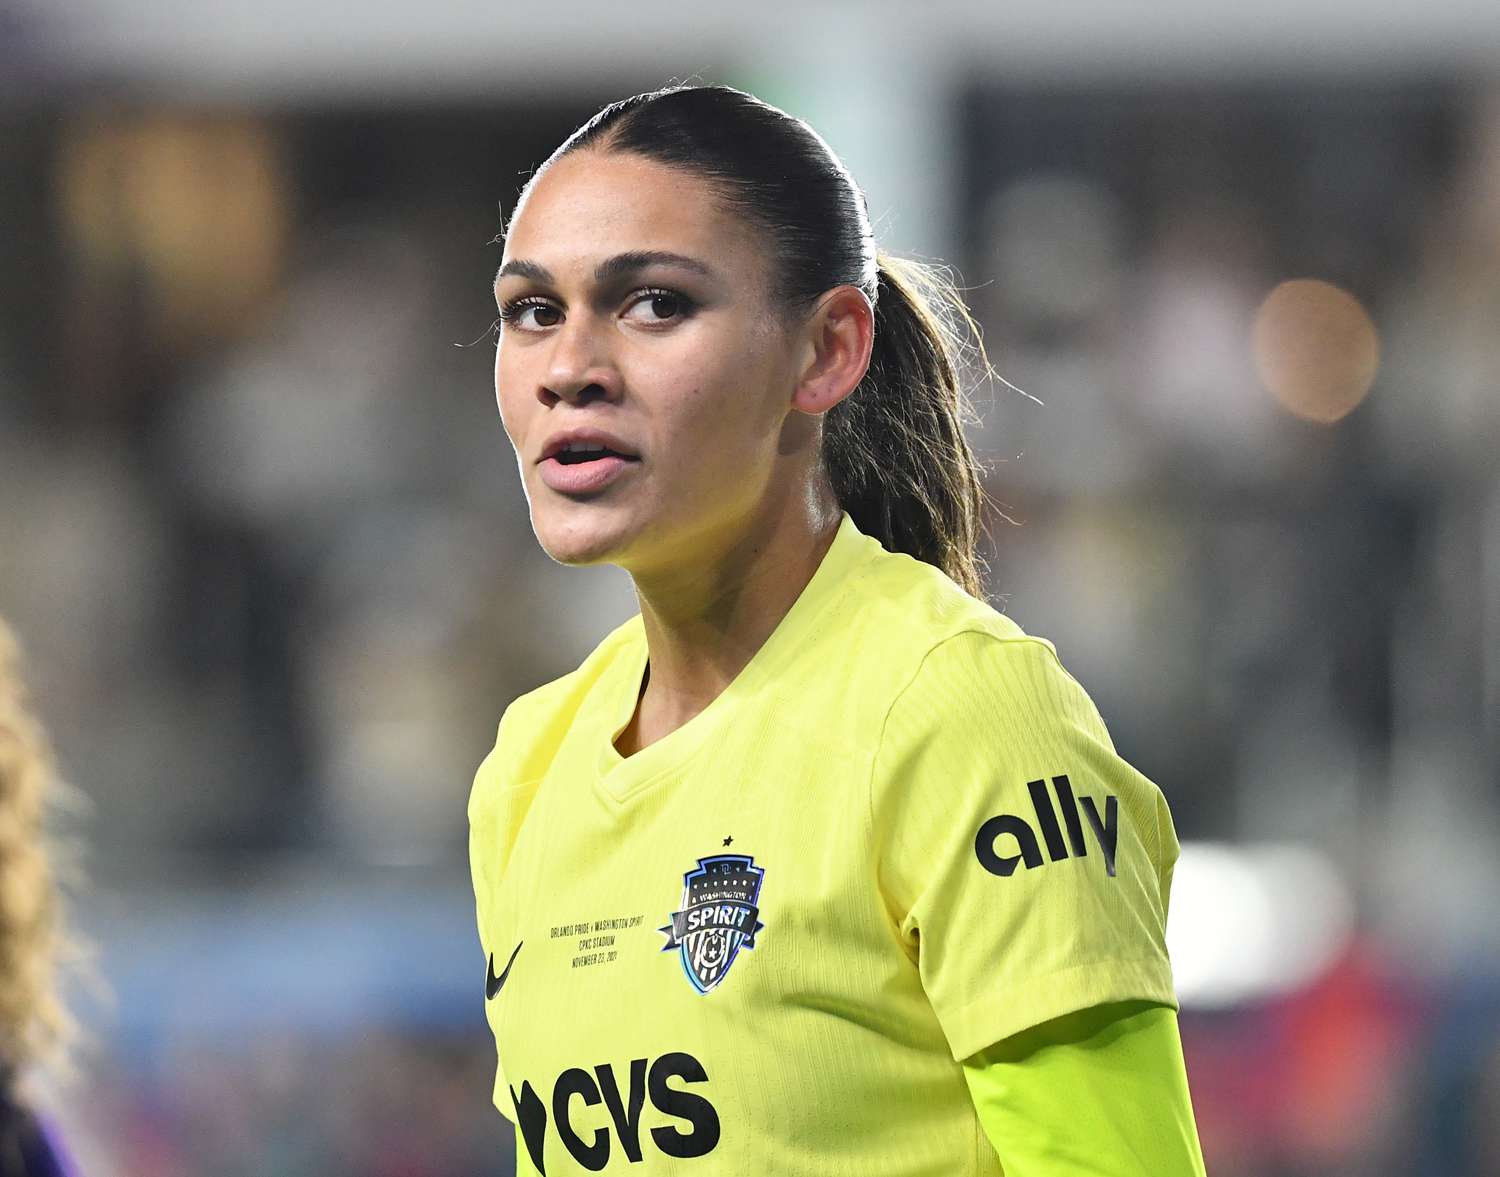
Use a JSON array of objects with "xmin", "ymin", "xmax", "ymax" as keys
[
  {"xmin": 974, "ymin": 774, "xmax": 1119, "ymax": 878},
  {"xmin": 511, "ymin": 1051, "xmax": 719, "ymax": 1173}
]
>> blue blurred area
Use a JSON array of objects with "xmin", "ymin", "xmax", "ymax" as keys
[
  {"xmin": 58, "ymin": 871, "xmax": 512, "ymax": 1176},
  {"xmin": 87, "ymin": 871, "xmax": 484, "ymax": 1049}
]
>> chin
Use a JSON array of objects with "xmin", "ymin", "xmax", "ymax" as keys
[{"xmin": 531, "ymin": 506, "xmax": 633, "ymax": 567}]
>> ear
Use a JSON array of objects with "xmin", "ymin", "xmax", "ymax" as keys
[{"xmin": 790, "ymin": 285, "xmax": 874, "ymax": 416}]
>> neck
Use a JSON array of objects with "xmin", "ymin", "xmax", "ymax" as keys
[{"xmin": 627, "ymin": 486, "xmax": 843, "ymax": 740}]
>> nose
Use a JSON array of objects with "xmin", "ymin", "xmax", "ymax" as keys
[{"xmin": 539, "ymin": 313, "xmax": 621, "ymax": 406}]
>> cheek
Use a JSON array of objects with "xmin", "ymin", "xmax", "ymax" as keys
[
  {"xmin": 658, "ymin": 338, "xmax": 780, "ymax": 432},
  {"xmin": 656, "ymin": 373, "xmax": 760, "ymax": 468},
  {"xmin": 493, "ymin": 347, "xmax": 526, "ymax": 445}
]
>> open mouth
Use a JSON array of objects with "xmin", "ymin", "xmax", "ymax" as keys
[
  {"xmin": 539, "ymin": 446, "xmax": 640, "ymax": 494},
  {"xmin": 553, "ymin": 447, "xmax": 637, "ymax": 466}
]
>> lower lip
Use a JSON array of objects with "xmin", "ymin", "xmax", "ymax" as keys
[{"xmin": 539, "ymin": 454, "xmax": 637, "ymax": 494}]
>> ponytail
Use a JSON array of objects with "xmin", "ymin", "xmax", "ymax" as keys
[{"xmin": 823, "ymin": 253, "xmax": 991, "ymax": 598}]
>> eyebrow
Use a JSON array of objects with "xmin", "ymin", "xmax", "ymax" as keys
[{"xmin": 493, "ymin": 250, "xmax": 716, "ymax": 288}]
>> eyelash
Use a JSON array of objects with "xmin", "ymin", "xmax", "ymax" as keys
[{"xmin": 495, "ymin": 287, "xmax": 694, "ymax": 332}]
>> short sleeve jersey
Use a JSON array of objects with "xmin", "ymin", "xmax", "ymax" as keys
[{"xmin": 468, "ymin": 511, "xmax": 1181, "ymax": 1176}]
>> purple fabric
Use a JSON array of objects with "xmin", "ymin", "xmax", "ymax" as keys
[{"xmin": 0, "ymin": 1099, "xmax": 70, "ymax": 1177}]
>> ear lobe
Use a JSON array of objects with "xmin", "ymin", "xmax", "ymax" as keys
[{"xmin": 789, "ymin": 286, "xmax": 874, "ymax": 417}]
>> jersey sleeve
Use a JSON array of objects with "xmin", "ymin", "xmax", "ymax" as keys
[
  {"xmin": 963, "ymin": 1001, "xmax": 1207, "ymax": 1174},
  {"xmin": 870, "ymin": 630, "xmax": 1180, "ymax": 1061}
]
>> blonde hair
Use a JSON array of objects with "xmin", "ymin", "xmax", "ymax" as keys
[{"xmin": 0, "ymin": 618, "xmax": 74, "ymax": 1083}]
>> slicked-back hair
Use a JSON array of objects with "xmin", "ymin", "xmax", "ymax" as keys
[{"xmin": 517, "ymin": 84, "xmax": 992, "ymax": 597}]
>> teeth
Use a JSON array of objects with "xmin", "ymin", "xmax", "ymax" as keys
[{"xmin": 563, "ymin": 441, "xmax": 606, "ymax": 453}]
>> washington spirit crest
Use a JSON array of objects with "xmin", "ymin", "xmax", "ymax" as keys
[{"xmin": 660, "ymin": 854, "xmax": 766, "ymax": 994}]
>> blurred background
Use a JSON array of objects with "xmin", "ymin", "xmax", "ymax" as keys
[{"xmin": 2, "ymin": 1, "xmax": 1498, "ymax": 1173}]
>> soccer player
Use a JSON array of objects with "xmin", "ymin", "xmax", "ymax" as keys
[{"xmin": 470, "ymin": 84, "xmax": 1207, "ymax": 1175}]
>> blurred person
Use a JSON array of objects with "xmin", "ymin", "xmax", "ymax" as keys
[
  {"xmin": 469, "ymin": 84, "xmax": 1205, "ymax": 1175},
  {"xmin": 0, "ymin": 619, "xmax": 77, "ymax": 1176}
]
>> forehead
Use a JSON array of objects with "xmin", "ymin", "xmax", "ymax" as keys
[{"xmin": 503, "ymin": 150, "xmax": 765, "ymax": 274}]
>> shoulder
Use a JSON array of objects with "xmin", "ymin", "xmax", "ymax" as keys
[
  {"xmin": 468, "ymin": 614, "xmax": 644, "ymax": 884},
  {"xmin": 870, "ymin": 621, "xmax": 1126, "ymax": 813},
  {"xmin": 885, "ymin": 626, "xmax": 1101, "ymax": 746},
  {"xmin": 855, "ymin": 553, "xmax": 1164, "ymax": 825},
  {"xmin": 867, "ymin": 597, "xmax": 1179, "ymax": 897},
  {"xmin": 473, "ymin": 612, "xmax": 643, "ymax": 800},
  {"xmin": 787, "ymin": 535, "xmax": 1085, "ymax": 758},
  {"xmin": 842, "ymin": 541, "xmax": 1082, "ymax": 731}
]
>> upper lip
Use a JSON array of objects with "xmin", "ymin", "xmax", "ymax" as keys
[{"xmin": 538, "ymin": 428, "xmax": 641, "ymax": 463}]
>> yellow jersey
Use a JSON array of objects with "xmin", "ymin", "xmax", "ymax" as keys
[{"xmin": 469, "ymin": 510, "xmax": 1181, "ymax": 1175}]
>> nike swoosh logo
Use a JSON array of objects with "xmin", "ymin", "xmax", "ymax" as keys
[{"xmin": 487, "ymin": 940, "xmax": 522, "ymax": 1000}]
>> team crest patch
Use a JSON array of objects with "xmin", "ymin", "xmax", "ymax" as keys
[{"xmin": 659, "ymin": 854, "xmax": 766, "ymax": 994}]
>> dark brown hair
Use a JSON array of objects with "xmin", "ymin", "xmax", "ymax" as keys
[{"xmin": 521, "ymin": 83, "xmax": 992, "ymax": 597}]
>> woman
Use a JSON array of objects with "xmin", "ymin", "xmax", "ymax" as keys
[
  {"xmin": 0, "ymin": 620, "xmax": 75, "ymax": 1177},
  {"xmin": 470, "ymin": 84, "xmax": 1206, "ymax": 1175}
]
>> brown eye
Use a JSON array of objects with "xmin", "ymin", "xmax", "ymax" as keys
[
  {"xmin": 497, "ymin": 298, "xmax": 561, "ymax": 330},
  {"xmin": 646, "ymin": 293, "xmax": 680, "ymax": 318},
  {"xmin": 623, "ymin": 287, "xmax": 694, "ymax": 324}
]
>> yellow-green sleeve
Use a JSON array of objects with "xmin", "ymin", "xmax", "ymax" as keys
[
  {"xmin": 872, "ymin": 631, "xmax": 1180, "ymax": 1060},
  {"xmin": 962, "ymin": 1001, "xmax": 1207, "ymax": 1175}
]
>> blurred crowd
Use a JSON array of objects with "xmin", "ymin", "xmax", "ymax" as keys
[
  {"xmin": 65, "ymin": 1030, "xmax": 505, "ymax": 1177},
  {"xmin": 0, "ymin": 77, "xmax": 1497, "ymax": 1176}
]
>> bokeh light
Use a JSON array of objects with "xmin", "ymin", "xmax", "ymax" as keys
[
  {"xmin": 1168, "ymin": 841, "xmax": 1354, "ymax": 1008},
  {"xmin": 1252, "ymin": 278, "xmax": 1381, "ymax": 424}
]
